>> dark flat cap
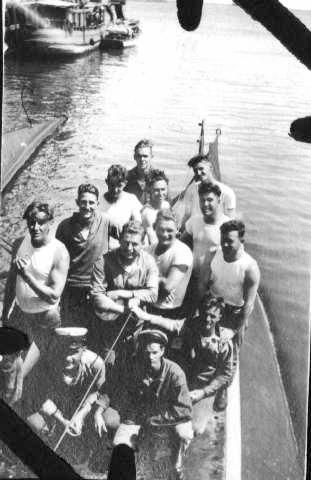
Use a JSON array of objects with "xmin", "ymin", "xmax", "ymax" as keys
[
  {"xmin": 137, "ymin": 329, "xmax": 168, "ymax": 347},
  {"xmin": 0, "ymin": 327, "xmax": 30, "ymax": 354}
]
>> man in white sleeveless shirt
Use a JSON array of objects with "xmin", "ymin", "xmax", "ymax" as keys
[
  {"xmin": 209, "ymin": 220, "xmax": 260, "ymax": 347},
  {"xmin": 181, "ymin": 182, "xmax": 230, "ymax": 303},
  {"xmin": 2, "ymin": 202, "xmax": 69, "ymax": 378}
]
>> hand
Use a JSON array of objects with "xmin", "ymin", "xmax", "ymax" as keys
[
  {"xmin": 94, "ymin": 409, "xmax": 107, "ymax": 437},
  {"xmin": 15, "ymin": 255, "xmax": 31, "ymax": 278},
  {"xmin": 107, "ymin": 290, "xmax": 121, "ymax": 301},
  {"xmin": 128, "ymin": 302, "xmax": 145, "ymax": 317},
  {"xmin": 69, "ymin": 410, "xmax": 86, "ymax": 436},
  {"xmin": 219, "ymin": 327, "xmax": 235, "ymax": 343},
  {"xmin": 189, "ymin": 389, "xmax": 205, "ymax": 404}
]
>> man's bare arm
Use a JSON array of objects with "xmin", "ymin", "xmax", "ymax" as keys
[
  {"xmin": 241, "ymin": 261, "xmax": 261, "ymax": 324},
  {"xmin": 16, "ymin": 245, "xmax": 69, "ymax": 305},
  {"xmin": 1, "ymin": 238, "xmax": 23, "ymax": 322}
]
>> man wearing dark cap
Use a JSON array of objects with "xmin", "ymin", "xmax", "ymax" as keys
[
  {"xmin": 56, "ymin": 184, "xmax": 110, "ymax": 330},
  {"xmin": 26, "ymin": 327, "xmax": 117, "ymax": 463},
  {"xmin": 0, "ymin": 327, "xmax": 30, "ymax": 407},
  {"xmin": 2, "ymin": 201, "xmax": 69, "ymax": 378},
  {"xmin": 96, "ymin": 329, "xmax": 193, "ymax": 479},
  {"xmin": 125, "ymin": 139, "xmax": 155, "ymax": 204}
]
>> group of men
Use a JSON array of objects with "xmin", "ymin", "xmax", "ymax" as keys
[{"xmin": 0, "ymin": 138, "xmax": 260, "ymax": 478}]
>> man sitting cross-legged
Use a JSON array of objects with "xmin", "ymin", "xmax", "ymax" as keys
[
  {"xmin": 183, "ymin": 294, "xmax": 237, "ymax": 433},
  {"xmin": 25, "ymin": 327, "xmax": 118, "ymax": 465},
  {"xmin": 94, "ymin": 329, "xmax": 193, "ymax": 480}
]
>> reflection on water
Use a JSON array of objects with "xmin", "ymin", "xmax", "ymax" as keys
[{"xmin": 1, "ymin": 0, "xmax": 311, "ymax": 462}]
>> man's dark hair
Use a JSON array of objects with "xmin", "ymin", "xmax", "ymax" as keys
[
  {"xmin": 121, "ymin": 219, "xmax": 144, "ymax": 239},
  {"xmin": 200, "ymin": 293, "xmax": 225, "ymax": 317},
  {"xmin": 187, "ymin": 153, "xmax": 211, "ymax": 168},
  {"xmin": 198, "ymin": 181, "xmax": 222, "ymax": 198},
  {"xmin": 134, "ymin": 139, "xmax": 153, "ymax": 154},
  {"xmin": 220, "ymin": 219, "xmax": 245, "ymax": 239},
  {"xmin": 77, "ymin": 183, "xmax": 99, "ymax": 200},
  {"xmin": 146, "ymin": 169, "xmax": 169, "ymax": 189},
  {"xmin": 106, "ymin": 164, "xmax": 128, "ymax": 183},
  {"xmin": 23, "ymin": 201, "xmax": 54, "ymax": 222},
  {"xmin": 154, "ymin": 208, "xmax": 177, "ymax": 226}
]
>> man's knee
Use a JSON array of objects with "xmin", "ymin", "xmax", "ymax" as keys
[
  {"xmin": 174, "ymin": 421, "xmax": 194, "ymax": 443},
  {"xmin": 103, "ymin": 407, "xmax": 121, "ymax": 431},
  {"xmin": 113, "ymin": 423, "xmax": 141, "ymax": 449}
]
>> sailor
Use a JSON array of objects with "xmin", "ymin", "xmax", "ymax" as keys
[
  {"xmin": 1, "ymin": 201, "xmax": 69, "ymax": 378},
  {"xmin": 181, "ymin": 182, "xmax": 229, "ymax": 302},
  {"xmin": 183, "ymin": 295, "xmax": 237, "ymax": 432},
  {"xmin": 90, "ymin": 220, "xmax": 158, "ymax": 360},
  {"xmin": 56, "ymin": 184, "xmax": 110, "ymax": 333},
  {"xmin": 26, "ymin": 327, "xmax": 116, "ymax": 463},
  {"xmin": 141, "ymin": 169, "xmax": 171, "ymax": 245},
  {"xmin": 125, "ymin": 139, "xmax": 155, "ymax": 204},
  {"xmin": 96, "ymin": 329, "xmax": 193, "ymax": 479},
  {"xmin": 179, "ymin": 153, "xmax": 236, "ymax": 228},
  {"xmin": 100, "ymin": 164, "xmax": 142, "ymax": 250},
  {"xmin": 0, "ymin": 327, "xmax": 30, "ymax": 408},
  {"xmin": 209, "ymin": 220, "xmax": 260, "ymax": 347}
]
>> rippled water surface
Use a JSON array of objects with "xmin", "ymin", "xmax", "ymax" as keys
[{"xmin": 2, "ymin": 1, "xmax": 311, "ymax": 462}]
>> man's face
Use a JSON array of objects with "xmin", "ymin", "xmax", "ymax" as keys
[
  {"xmin": 221, "ymin": 230, "xmax": 242, "ymax": 260},
  {"xmin": 199, "ymin": 304, "xmax": 221, "ymax": 331},
  {"xmin": 119, "ymin": 232, "xmax": 142, "ymax": 262},
  {"xmin": 0, "ymin": 352, "xmax": 20, "ymax": 371},
  {"xmin": 76, "ymin": 192, "xmax": 98, "ymax": 222},
  {"xmin": 134, "ymin": 146, "xmax": 152, "ymax": 172},
  {"xmin": 155, "ymin": 219, "xmax": 177, "ymax": 248},
  {"xmin": 150, "ymin": 180, "xmax": 168, "ymax": 205},
  {"xmin": 199, "ymin": 192, "xmax": 220, "ymax": 219},
  {"xmin": 143, "ymin": 342, "xmax": 164, "ymax": 370},
  {"xmin": 61, "ymin": 347, "xmax": 83, "ymax": 385},
  {"xmin": 193, "ymin": 161, "xmax": 212, "ymax": 182},
  {"xmin": 27, "ymin": 211, "xmax": 50, "ymax": 247},
  {"xmin": 107, "ymin": 178, "xmax": 126, "ymax": 201}
]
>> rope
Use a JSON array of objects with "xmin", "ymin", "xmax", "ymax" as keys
[{"xmin": 53, "ymin": 311, "xmax": 133, "ymax": 452}]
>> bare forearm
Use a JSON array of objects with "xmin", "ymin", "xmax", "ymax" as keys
[
  {"xmin": 21, "ymin": 273, "xmax": 60, "ymax": 305},
  {"xmin": 92, "ymin": 293, "xmax": 126, "ymax": 318}
]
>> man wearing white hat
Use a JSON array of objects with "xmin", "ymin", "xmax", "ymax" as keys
[
  {"xmin": 26, "ymin": 327, "xmax": 118, "ymax": 463},
  {"xmin": 95, "ymin": 329, "xmax": 193, "ymax": 479}
]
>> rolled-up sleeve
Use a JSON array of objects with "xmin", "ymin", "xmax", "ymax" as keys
[{"xmin": 133, "ymin": 253, "xmax": 158, "ymax": 303}]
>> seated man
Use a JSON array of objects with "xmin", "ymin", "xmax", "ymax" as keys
[
  {"xmin": 101, "ymin": 164, "xmax": 142, "ymax": 249},
  {"xmin": 209, "ymin": 219, "xmax": 260, "ymax": 347},
  {"xmin": 2, "ymin": 201, "xmax": 69, "ymax": 378},
  {"xmin": 95, "ymin": 329, "xmax": 193, "ymax": 479},
  {"xmin": 179, "ymin": 153, "xmax": 236, "ymax": 229},
  {"xmin": 183, "ymin": 295, "xmax": 237, "ymax": 434},
  {"xmin": 26, "ymin": 327, "xmax": 117, "ymax": 463},
  {"xmin": 181, "ymin": 182, "xmax": 229, "ymax": 302},
  {"xmin": 56, "ymin": 183, "xmax": 110, "ymax": 330},
  {"xmin": 141, "ymin": 169, "xmax": 170, "ymax": 245},
  {"xmin": 125, "ymin": 139, "xmax": 155, "ymax": 204},
  {"xmin": 90, "ymin": 220, "xmax": 158, "ymax": 359}
]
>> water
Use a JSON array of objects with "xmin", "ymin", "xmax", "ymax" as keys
[{"xmin": 2, "ymin": 0, "xmax": 311, "ymax": 464}]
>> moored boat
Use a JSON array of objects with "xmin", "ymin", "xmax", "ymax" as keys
[
  {"xmin": 100, "ymin": 19, "xmax": 140, "ymax": 50},
  {"xmin": 5, "ymin": 0, "xmax": 110, "ymax": 57}
]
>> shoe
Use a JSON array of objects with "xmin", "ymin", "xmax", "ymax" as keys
[
  {"xmin": 176, "ymin": 0, "xmax": 203, "ymax": 31},
  {"xmin": 213, "ymin": 389, "xmax": 228, "ymax": 412}
]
